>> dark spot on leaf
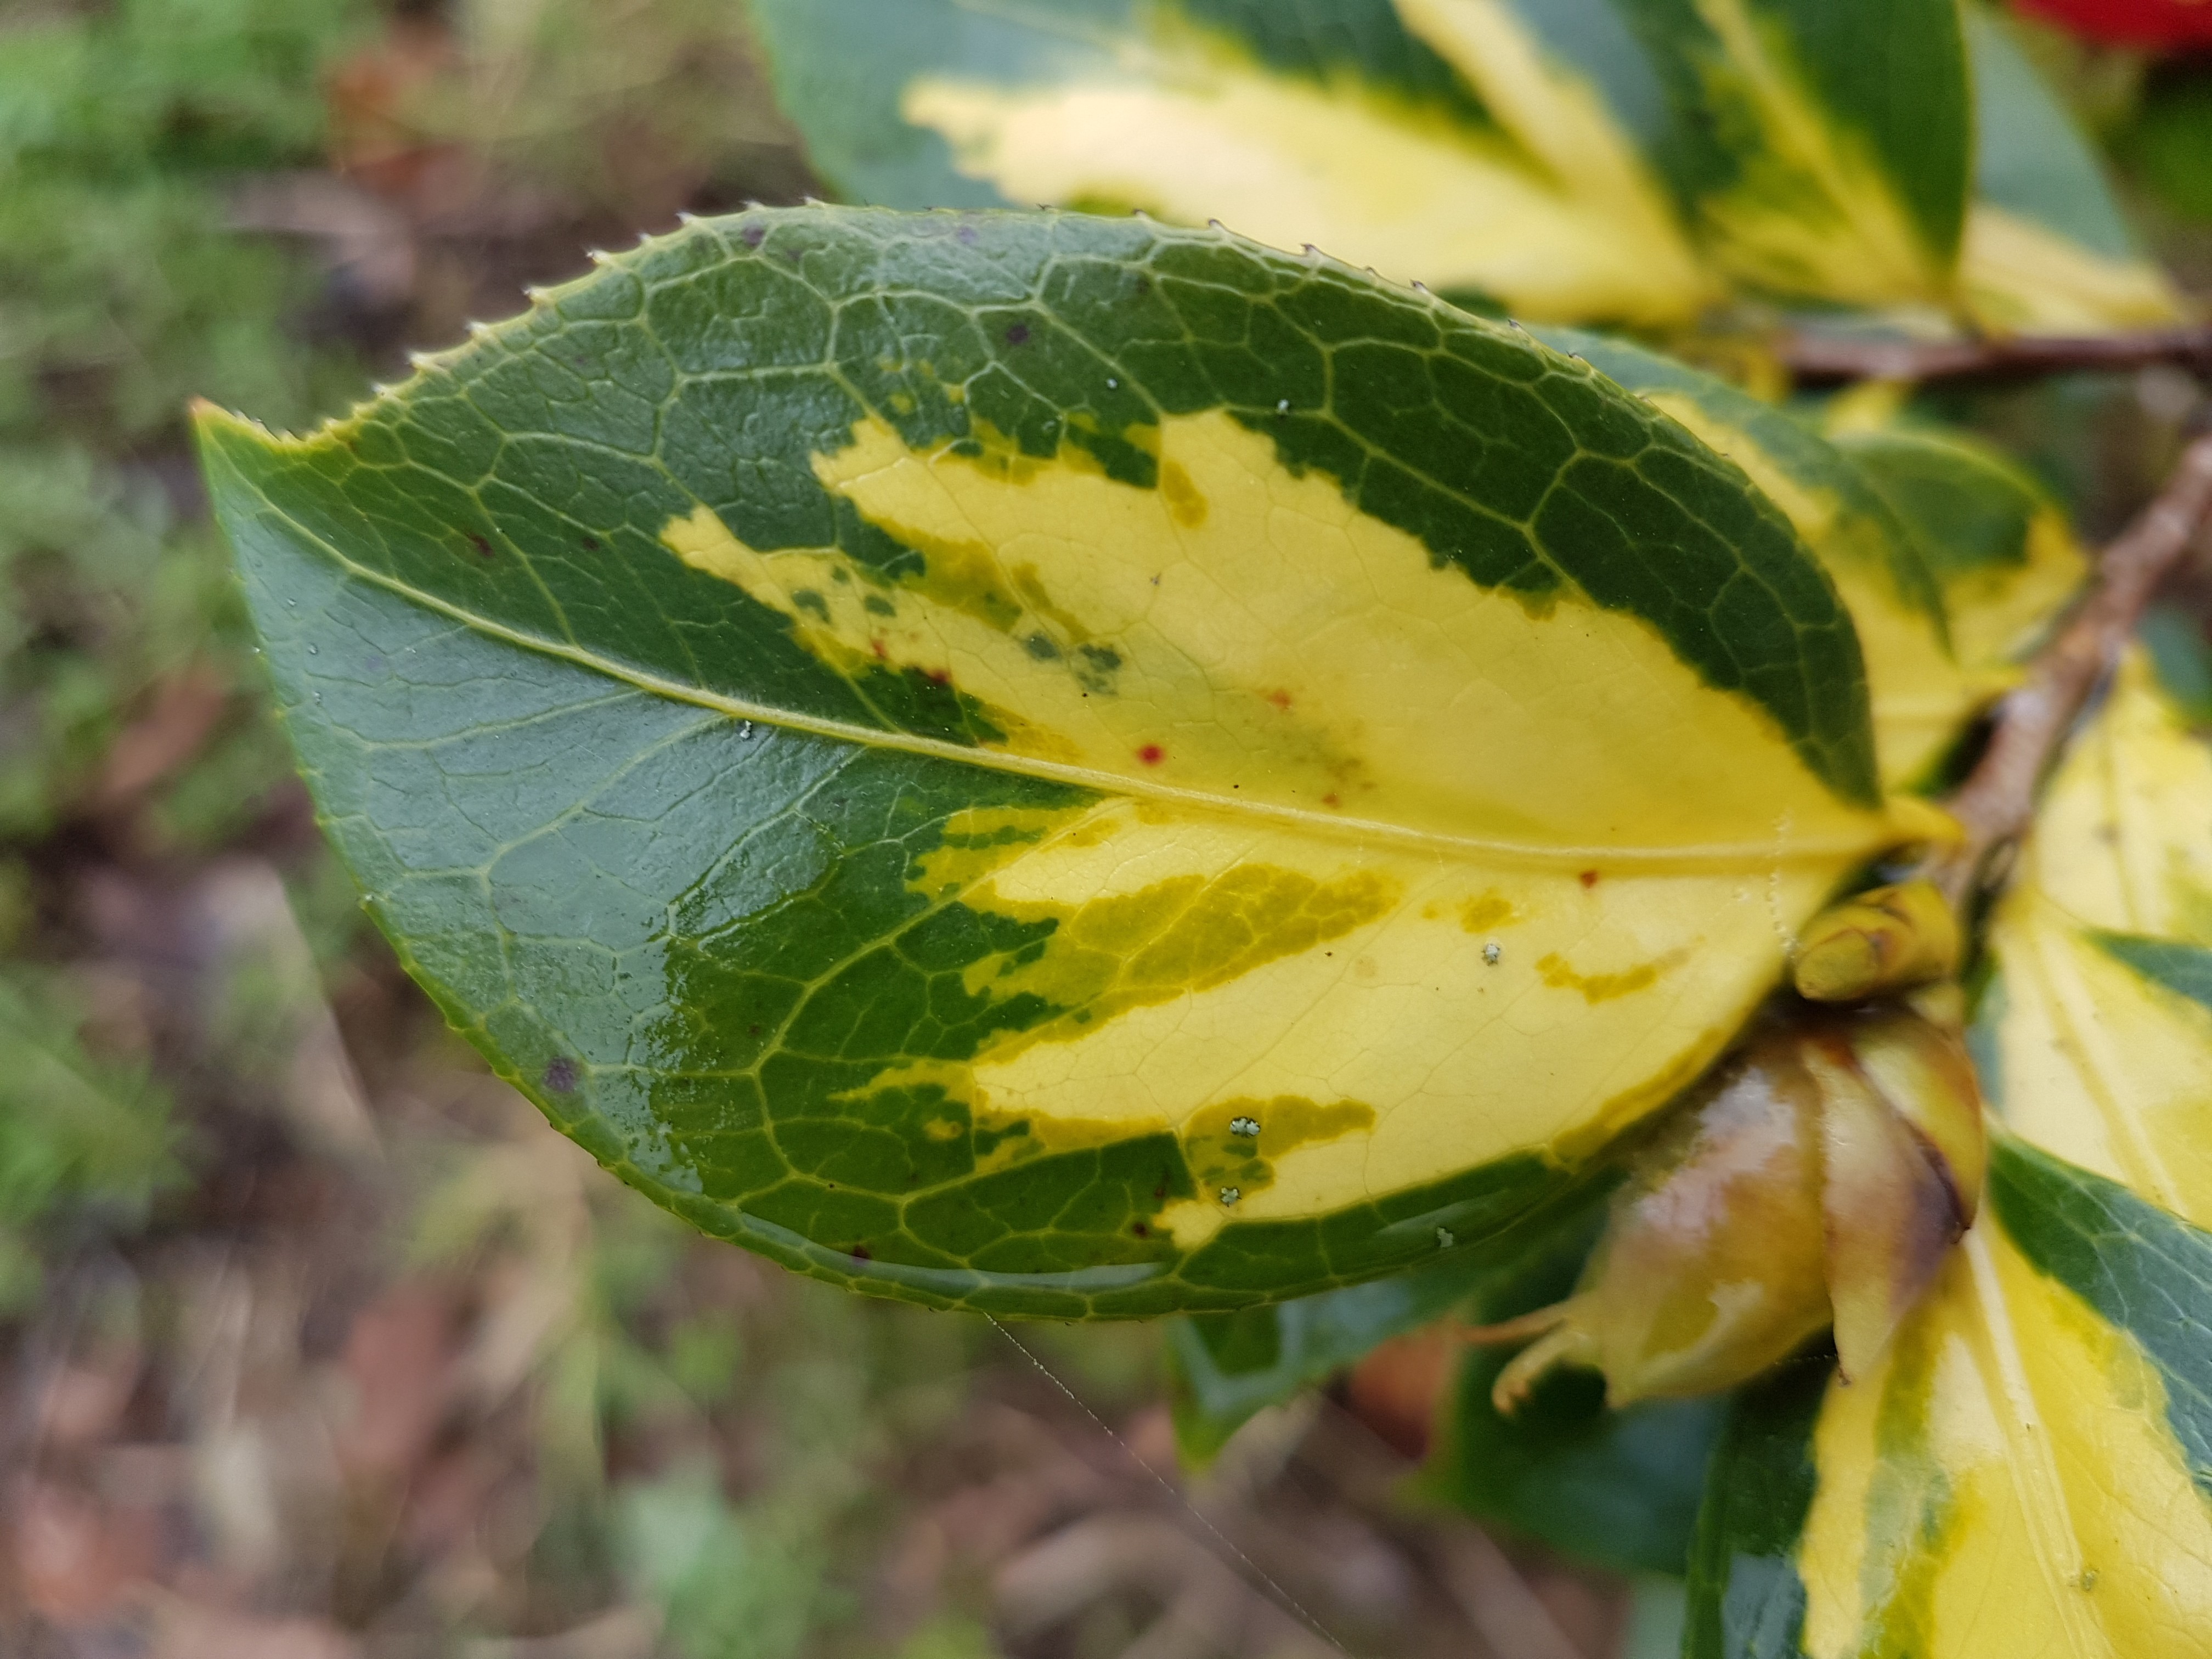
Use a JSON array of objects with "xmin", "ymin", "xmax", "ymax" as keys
[
  {"xmin": 1580, "ymin": 870, "xmax": 1600, "ymax": 889},
  {"xmin": 1153, "ymin": 1173, "xmax": 1170, "ymax": 1201},
  {"xmin": 741, "ymin": 223, "xmax": 766, "ymax": 247},
  {"xmin": 747, "ymin": 1024, "xmax": 761, "ymax": 1036},
  {"xmin": 580, "ymin": 535, "xmax": 601, "ymax": 550},
  {"xmin": 927, "ymin": 668, "xmax": 951, "ymax": 685},
  {"xmin": 543, "ymin": 1057, "xmax": 578, "ymax": 1093},
  {"xmin": 1005, "ymin": 323, "xmax": 1030, "ymax": 345},
  {"xmin": 850, "ymin": 1244, "xmax": 871, "ymax": 1262},
  {"xmin": 1135, "ymin": 275, "xmax": 1151, "ymax": 295},
  {"xmin": 467, "ymin": 532, "xmax": 494, "ymax": 559},
  {"xmin": 1138, "ymin": 744, "xmax": 1165, "ymax": 765},
  {"xmin": 1322, "ymin": 792, "xmax": 1340, "ymax": 808},
  {"xmin": 1131, "ymin": 1222, "xmax": 1149, "ymax": 1238}
]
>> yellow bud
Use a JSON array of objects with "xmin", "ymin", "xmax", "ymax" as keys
[
  {"xmin": 1792, "ymin": 879, "xmax": 1960, "ymax": 1002},
  {"xmin": 1465, "ymin": 1008, "xmax": 1985, "ymax": 1412}
]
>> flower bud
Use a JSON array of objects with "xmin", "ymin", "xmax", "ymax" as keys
[
  {"xmin": 1792, "ymin": 880, "xmax": 1960, "ymax": 1002},
  {"xmin": 1466, "ymin": 1007, "xmax": 1984, "ymax": 1412}
]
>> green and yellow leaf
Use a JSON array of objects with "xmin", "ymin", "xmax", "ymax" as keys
[
  {"xmin": 197, "ymin": 205, "xmax": 1917, "ymax": 1315},
  {"xmin": 1543, "ymin": 332, "xmax": 2089, "ymax": 789},
  {"xmin": 751, "ymin": 0, "xmax": 1713, "ymax": 325},
  {"xmin": 1960, "ymin": 5, "xmax": 2186, "ymax": 332},
  {"xmin": 1688, "ymin": 653, "xmax": 2212, "ymax": 1657},
  {"xmin": 1981, "ymin": 648, "xmax": 2212, "ymax": 1229}
]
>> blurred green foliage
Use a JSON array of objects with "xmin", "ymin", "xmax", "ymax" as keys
[
  {"xmin": 0, "ymin": 972, "xmax": 176, "ymax": 1311},
  {"xmin": 0, "ymin": 0, "xmax": 368, "ymax": 850}
]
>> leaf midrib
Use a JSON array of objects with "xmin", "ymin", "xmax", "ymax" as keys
[{"xmin": 252, "ymin": 488, "xmax": 1884, "ymax": 871}]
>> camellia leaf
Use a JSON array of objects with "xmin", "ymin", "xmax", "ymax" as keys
[
  {"xmin": 749, "ymin": 0, "xmax": 1717, "ymax": 325},
  {"xmin": 1543, "ymin": 331, "xmax": 2055, "ymax": 792},
  {"xmin": 1959, "ymin": 4, "xmax": 2185, "ymax": 331},
  {"xmin": 1600, "ymin": 0, "xmax": 1971, "ymax": 312},
  {"xmin": 1688, "ymin": 653, "xmax": 2212, "ymax": 1656},
  {"xmin": 196, "ymin": 205, "xmax": 1920, "ymax": 1316},
  {"xmin": 1979, "ymin": 648, "xmax": 2212, "ymax": 1228},
  {"xmin": 1824, "ymin": 415, "xmax": 2088, "ymax": 692}
]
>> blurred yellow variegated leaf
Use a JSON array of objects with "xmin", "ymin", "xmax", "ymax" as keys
[
  {"xmin": 1961, "ymin": 6, "xmax": 2187, "ymax": 331},
  {"xmin": 1688, "ymin": 648, "xmax": 2212, "ymax": 1658},
  {"xmin": 1826, "ymin": 415, "xmax": 2089, "ymax": 686},
  {"xmin": 1982, "ymin": 648, "xmax": 2212, "ymax": 1228},
  {"xmin": 753, "ymin": 0, "xmax": 1713, "ymax": 325}
]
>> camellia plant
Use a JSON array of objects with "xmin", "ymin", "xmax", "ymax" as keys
[{"xmin": 195, "ymin": 2, "xmax": 2212, "ymax": 1654}]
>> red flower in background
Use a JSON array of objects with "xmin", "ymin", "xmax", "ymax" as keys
[{"xmin": 2015, "ymin": 0, "xmax": 2212, "ymax": 48}]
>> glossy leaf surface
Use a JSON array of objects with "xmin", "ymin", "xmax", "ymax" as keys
[
  {"xmin": 199, "ymin": 206, "xmax": 1911, "ymax": 1315},
  {"xmin": 1550, "ymin": 332, "xmax": 2087, "ymax": 789},
  {"xmin": 1690, "ymin": 656, "xmax": 2212, "ymax": 1656}
]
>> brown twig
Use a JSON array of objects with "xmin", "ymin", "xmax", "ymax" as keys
[
  {"xmin": 1927, "ymin": 427, "xmax": 2212, "ymax": 910},
  {"xmin": 1782, "ymin": 325, "xmax": 2212, "ymax": 386}
]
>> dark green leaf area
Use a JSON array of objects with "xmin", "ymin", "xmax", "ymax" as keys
[
  {"xmin": 1684, "ymin": 1355, "xmax": 1831, "ymax": 1659},
  {"xmin": 1831, "ymin": 427, "xmax": 2042, "ymax": 584},
  {"xmin": 1168, "ymin": 1179, "xmax": 1616, "ymax": 1464},
  {"xmin": 1448, "ymin": 1357, "xmax": 1726, "ymax": 1576},
  {"xmin": 1748, "ymin": 0, "xmax": 1969, "ymax": 260},
  {"xmin": 2091, "ymin": 932, "xmax": 2212, "ymax": 1017},
  {"xmin": 2140, "ymin": 605, "xmax": 2212, "ymax": 725},
  {"xmin": 1989, "ymin": 1136, "xmax": 2212, "ymax": 1503},
  {"xmin": 1607, "ymin": 0, "xmax": 1970, "ymax": 260},
  {"xmin": 214, "ymin": 206, "xmax": 1875, "ymax": 806},
  {"xmin": 1968, "ymin": 7, "xmax": 2143, "ymax": 257},
  {"xmin": 1543, "ymin": 326, "xmax": 1945, "ymax": 629},
  {"xmin": 1425, "ymin": 1185, "xmax": 1723, "ymax": 1576},
  {"xmin": 1174, "ymin": 0, "xmax": 1494, "ymax": 125},
  {"xmin": 213, "ymin": 430, "xmax": 1594, "ymax": 1316}
]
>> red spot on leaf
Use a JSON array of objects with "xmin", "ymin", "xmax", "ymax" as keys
[
  {"xmin": 926, "ymin": 668, "xmax": 951, "ymax": 685},
  {"xmin": 871, "ymin": 638, "xmax": 888, "ymax": 659},
  {"xmin": 1267, "ymin": 689, "xmax": 1293, "ymax": 710},
  {"xmin": 1322, "ymin": 792, "xmax": 1340, "ymax": 808},
  {"xmin": 1579, "ymin": 869, "xmax": 1600, "ymax": 889},
  {"xmin": 1138, "ymin": 744, "xmax": 1165, "ymax": 765},
  {"xmin": 466, "ymin": 532, "xmax": 493, "ymax": 559}
]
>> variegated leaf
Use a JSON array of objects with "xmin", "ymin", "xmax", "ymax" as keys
[
  {"xmin": 196, "ymin": 206, "xmax": 1916, "ymax": 1315},
  {"xmin": 751, "ymin": 0, "xmax": 1717, "ymax": 326},
  {"xmin": 1960, "ymin": 4, "xmax": 2186, "ymax": 331},
  {"xmin": 1689, "ymin": 650, "xmax": 2212, "ymax": 1657},
  {"xmin": 1543, "ymin": 333, "xmax": 2089, "ymax": 789},
  {"xmin": 1980, "ymin": 647, "xmax": 2212, "ymax": 1228}
]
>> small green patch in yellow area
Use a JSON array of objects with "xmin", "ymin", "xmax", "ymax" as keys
[
  {"xmin": 962, "ymin": 862, "xmax": 1402, "ymax": 1046},
  {"xmin": 1159, "ymin": 459, "xmax": 1208, "ymax": 529},
  {"xmin": 1537, "ymin": 946, "xmax": 1690, "ymax": 1005},
  {"xmin": 1180, "ymin": 1094, "xmax": 1378, "ymax": 1203},
  {"xmin": 1458, "ymin": 891, "xmax": 1516, "ymax": 933}
]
